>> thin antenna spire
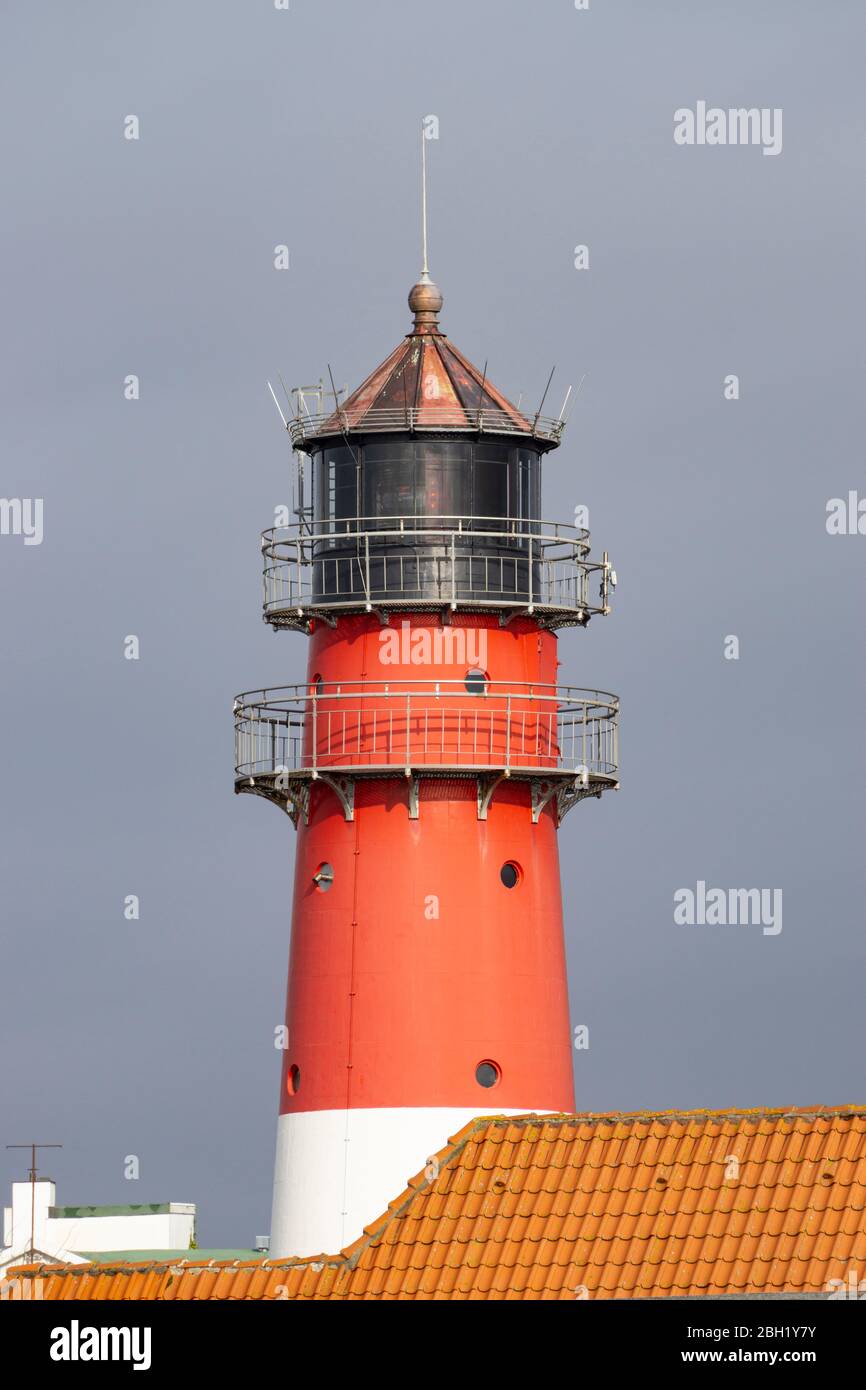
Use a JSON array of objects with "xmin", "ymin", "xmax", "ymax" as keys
[
  {"xmin": 532, "ymin": 365, "xmax": 556, "ymax": 433},
  {"xmin": 267, "ymin": 380, "xmax": 288, "ymax": 429},
  {"xmin": 420, "ymin": 122, "xmax": 430, "ymax": 281},
  {"xmin": 408, "ymin": 125, "xmax": 443, "ymax": 330}
]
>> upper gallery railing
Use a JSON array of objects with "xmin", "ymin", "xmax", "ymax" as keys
[
  {"xmin": 288, "ymin": 405, "xmax": 566, "ymax": 448},
  {"xmin": 261, "ymin": 515, "xmax": 614, "ymax": 624}
]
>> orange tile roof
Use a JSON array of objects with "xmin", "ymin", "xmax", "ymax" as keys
[{"xmin": 12, "ymin": 1107, "xmax": 866, "ymax": 1300}]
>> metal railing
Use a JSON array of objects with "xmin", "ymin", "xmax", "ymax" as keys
[
  {"xmin": 234, "ymin": 681, "xmax": 619, "ymax": 783},
  {"xmin": 261, "ymin": 515, "xmax": 612, "ymax": 623},
  {"xmin": 288, "ymin": 405, "xmax": 566, "ymax": 448}
]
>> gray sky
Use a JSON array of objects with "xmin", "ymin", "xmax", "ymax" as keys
[{"xmin": 1, "ymin": 0, "xmax": 864, "ymax": 1248}]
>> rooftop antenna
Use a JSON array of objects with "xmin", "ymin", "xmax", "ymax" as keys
[
  {"xmin": 420, "ymin": 121, "xmax": 430, "ymax": 282},
  {"xmin": 6, "ymin": 1142, "xmax": 62, "ymax": 1263},
  {"xmin": 326, "ymin": 364, "xmax": 349, "ymax": 431},
  {"xmin": 327, "ymin": 361, "xmax": 363, "ymax": 521},
  {"xmin": 327, "ymin": 363, "xmax": 363, "ymax": 485},
  {"xmin": 267, "ymin": 381, "xmax": 288, "ymax": 430},
  {"xmin": 277, "ymin": 372, "xmax": 294, "ymax": 414},
  {"xmin": 561, "ymin": 373, "xmax": 587, "ymax": 424},
  {"xmin": 408, "ymin": 127, "xmax": 443, "ymax": 334},
  {"xmin": 532, "ymin": 365, "xmax": 556, "ymax": 433}
]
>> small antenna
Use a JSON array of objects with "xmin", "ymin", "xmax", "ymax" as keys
[
  {"xmin": 326, "ymin": 365, "xmax": 349, "ymax": 429},
  {"xmin": 327, "ymin": 363, "xmax": 362, "ymax": 478},
  {"xmin": 267, "ymin": 381, "xmax": 289, "ymax": 430},
  {"xmin": 532, "ymin": 365, "xmax": 556, "ymax": 432},
  {"xmin": 329, "ymin": 362, "xmax": 363, "ymax": 519},
  {"xmin": 7, "ymin": 1142, "xmax": 62, "ymax": 1263},
  {"xmin": 564, "ymin": 373, "xmax": 587, "ymax": 423},
  {"xmin": 557, "ymin": 385, "xmax": 573, "ymax": 422}
]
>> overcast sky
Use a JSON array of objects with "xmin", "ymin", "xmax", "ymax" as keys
[{"xmin": 1, "ymin": 1, "xmax": 864, "ymax": 1248}]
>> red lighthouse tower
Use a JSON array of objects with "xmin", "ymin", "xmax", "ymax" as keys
[{"xmin": 235, "ymin": 249, "xmax": 619, "ymax": 1258}]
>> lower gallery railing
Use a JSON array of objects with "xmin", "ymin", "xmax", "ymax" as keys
[{"xmin": 233, "ymin": 681, "xmax": 619, "ymax": 782}]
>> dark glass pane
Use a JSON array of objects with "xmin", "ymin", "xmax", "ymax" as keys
[
  {"xmin": 473, "ymin": 456, "xmax": 509, "ymax": 520},
  {"xmin": 366, "ymin": 458, "xmax": 416, "ymax": 520},
  {"xmin": 315, "ymin": 447, "xmax": 356, "ymax": 530}
]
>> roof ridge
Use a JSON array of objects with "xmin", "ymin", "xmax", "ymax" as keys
[{"xmin": 480, "ymin": 1106, "xmax": 866, "ymax": 1124}]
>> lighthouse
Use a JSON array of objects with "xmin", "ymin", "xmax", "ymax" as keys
[{"xmin": 234, "ymin": 227, "xmax": 619, "ymax": 1258}]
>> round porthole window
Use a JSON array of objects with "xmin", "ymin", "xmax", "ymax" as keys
[
  {"xmin": 313, "ymin": 862, "xmax": 334, "ymax": 892},
  {"xmin": 475, "ymin": 1060, "xmax": 501, "ymax": 1089},
  {"xmin": 311, "ymin": 674, "xmax": 324, "ymax": 695},
  {"xmin": 464, "ymin": 668, "xmax": 488, "ymax": 695},
  {"xmin": 287, "ymin": 1064, "xmax": 301, "ymax": 1096},
  {"xmin": 500, "ymin": 861, "xmax": 521, "ymax": 889}
]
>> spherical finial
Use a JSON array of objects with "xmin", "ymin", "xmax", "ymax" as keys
[{"xmin": 408, "ymin": 274, "xmax": 443, "ymax": 333}]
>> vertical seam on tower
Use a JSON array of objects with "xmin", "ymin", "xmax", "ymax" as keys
[{"xmin": 339, "ymin": 622, "xmax": 367, "ymax": 1247}]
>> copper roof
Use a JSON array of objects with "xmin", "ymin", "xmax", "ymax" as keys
[
  {"xmin": 14, "ymin": 1106, "xmax": 866, "ymax": 1301},
  {"xmin": 290, "ymin": 280, "xmax": 564, "ymax": 448}
]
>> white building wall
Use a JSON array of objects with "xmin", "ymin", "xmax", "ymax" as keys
[
  {"xmin": 0, "ymin": 1182, "xmax": 195, "ymax": 1268},
  {"xmin": 44, "ymin": 1208, "xmax": 195, "ymax": 1256}
]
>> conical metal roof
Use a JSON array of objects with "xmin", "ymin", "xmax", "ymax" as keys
[{"xmin": 288, "ymin": 279, "xmax": 564, "ymax": 450}]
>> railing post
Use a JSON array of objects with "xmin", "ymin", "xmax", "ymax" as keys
[
  {"xmin": 312, "ymin": 694, "xmax": 317, "ymax": 775},
  {"xmin": 406, "ymin": 693, "xmax": 411, "ymax": 768},
  {"xmin": 506, "ymin": 694, "xmax": 511, "ymax": 772},
  {"xmin": 450, "ymin": 532, "xmax": 456, "ymax": 608},
  {"xmin": 528, "ymin": 535, "xmax": 534, "ymax": 609},
  {"xmin": 364, "ymin": 532, "xmax": 371, "ymax": 604}
]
